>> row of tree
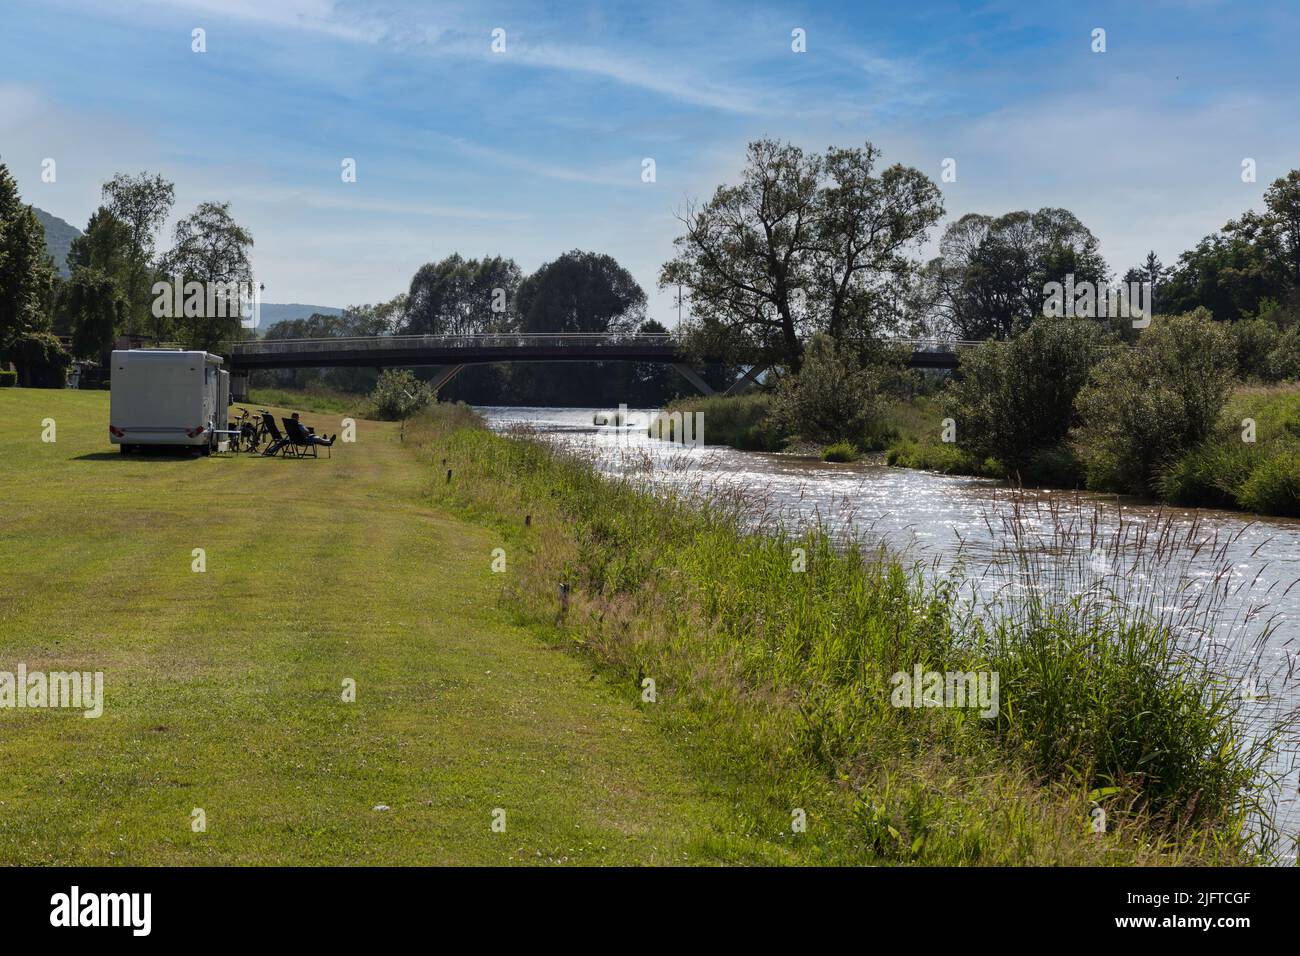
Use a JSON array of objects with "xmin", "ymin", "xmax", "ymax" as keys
[
  {"xmin": 258, "ymin": 250, "xmax": 698, "ymax": 406},
  {"xmin": 0, "ymin": 158, "xmax": 255, "ymax": 384},
  {"xmin": 662, "ymin": 139, "xmax": 1300, "ymax": 372}
]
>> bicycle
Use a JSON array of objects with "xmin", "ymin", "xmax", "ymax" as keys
[{"xmin": 231, "ymin": 406, "xmax": 270, "ymax": 453}]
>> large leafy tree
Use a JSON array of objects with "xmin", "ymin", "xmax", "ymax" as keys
[
  {"xmin": 501, "ymin": 250, "xmax": 647, "ymax": 405},
  {"xmin": 918, "ymin": 208, "xmax": 1108, "ymax": 340},
  {"xmin": 660, "ymin": 139, "xmax": 943, "ymax": 370},
  {"xmin": 404, "ymin": 254, "xmax": 521, "ymax": 335},
  {"xmin": 1159, "ymin": 229, "xmax": 1284, "ymax": 321},
  {"xmin": 515, "ymin": 249, "xmax": 645, "ymax": 334},
  {"xmin": 101, "ymin": 171, "xmax": 175, "ymax": 336},
  {"xmin": 59, "ymin": 268, "xmax": 128, "ymax": 360},
  {"xmin": 53, "ymin": 206, "xmax": 135, "ymax": 353},
  {"xmin": 0, "ymin": 160, "xmax": 58, "ymax": 349},
  {"xmin": 1161, "ymin": 169, "xmax": 1300, "ymax": 321},
  {"xmin": 159, "ymin": 201, "xmax": 254, "ymax": 351},
  {"xmin": 68, "ymin": 207, "xmax": 133, "ymax": 285}
]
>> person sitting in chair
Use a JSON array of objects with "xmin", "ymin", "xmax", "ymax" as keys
[{"xmin": 291, "ymin": 412, "xmax": 336, "ymax": 446}]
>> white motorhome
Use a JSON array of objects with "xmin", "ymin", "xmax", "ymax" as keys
[{"xmin": 109, "ymin": 350, "xmax": 229, "ymax": 454}]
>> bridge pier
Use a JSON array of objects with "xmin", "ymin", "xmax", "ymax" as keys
[
  {"xmin": 671, "ymin": 364, "xmax": 715, "ymax": 396},
  {"xmin": 429, "ymin": 365, "xmax": 466, "ymax": 393},
  {"xmin": 722, "ymin": 364, "xmax": 768, "ymax": 397},
  {"xmin": 230, "ymin": 369, "xmax": 249, "ymax": 402}
]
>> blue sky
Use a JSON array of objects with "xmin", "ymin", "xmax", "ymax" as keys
[{"xmin": 3, "ymin": 0, "xmax": 1299, "ymax": 324}]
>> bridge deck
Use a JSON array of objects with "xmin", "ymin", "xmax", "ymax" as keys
[{"xmin": 223, "ymin": 333, "xmax": 973, "ymax": 370}]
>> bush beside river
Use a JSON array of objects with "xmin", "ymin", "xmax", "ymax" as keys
[{"xmin": 668, "ymin": 314, "xmax": 1300, "ymax": 519}]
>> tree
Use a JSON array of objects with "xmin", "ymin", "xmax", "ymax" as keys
[
  {"xmin": 0, "ymin": 160, "xmax": 58, "ymax": 350},
  {"xmin": 59, "ymin": 268, "xmax": 128, "ymax": 359},
  {"xmin": 101, "ymin": 172, "xmax": 175, "ymax": 336},
  {"xmin": 405, "ymin": 255, "xmax": 520, "ymax": 335},
  {"xmin": 1263, "ymin": 170, "xmax": 1300, "ymax": 286},
  {"xmin": 769, "ymin": 332, "xmax": 884, "ymax": 444},
  {"xmin": 158, "ymin": 201, "xmax": 254, "ymax": 351},
  {"xmin": 516, "ymin": 250, "xmax": 645, "ymax": 333},
  {"xmin": 918, "ymin": 208, "xmax": 1108, "ymax": 340},
  {"xmin": 68, "ymin": 206, "xmax": 133, "ymax": 280},
  {"xmin": 1074, "ymin": 310, "xmax": 1235, "ymax": 493},
  {"xmin": 1159, "ymin": 230, "xmax": 1283, "ymax": 321},
  {"xmin": 1159, "ymin": 170, "xmax": 1300, "ymax": 321},
  {"xmin": 812, "ymin": 144, "xmax": 945, "ymax": 346},
  {"xmin": 945, "ymin": 317, "xmax": 1111, "ymax": 475},
  {"xmin": 8, "ymin": 331, "xmax": 70, "ymax": 387},
  {"xmin": 1122, "ymin": 251, "xmax": 1169, "ymax": 316},
  {"xmin": 345, "ymin": 294, "xmax": 407, "ymax": 337},
  {"xmin": 506, "ymin": 250, "xmax": 647, "ymax": 405},
  {"xmin": 661, "ymin": 139, "xmax": 943, "ymax": 370}
]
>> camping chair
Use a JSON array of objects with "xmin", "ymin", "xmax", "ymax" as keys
[
  {"xmin": 283, "ymin": 416, "xmax": 334, "ymax": 459},
  {"xmin": 261, "ymin": 412, "xmax": 295, "ymax": 457}
]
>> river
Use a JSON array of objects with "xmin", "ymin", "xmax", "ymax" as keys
[{"xmin": 478, "ymin": 405, "xmax": 1300, "ymax": 850}]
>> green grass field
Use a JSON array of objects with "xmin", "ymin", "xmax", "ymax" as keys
[{"xmin": 0, "ymin": 389, "xmax": 781, "ymax": 865}]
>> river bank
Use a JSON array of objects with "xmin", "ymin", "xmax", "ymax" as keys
[
  {"xmin": 665, "ymin": 383, "xmax": 1300, "ymax": 519},
  {"xmin": 418, "ymin": 403, "xmax": 1299, "ymax": 864}
]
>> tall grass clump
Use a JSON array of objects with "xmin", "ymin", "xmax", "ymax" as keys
[
  {"xmin": 664, "ymin": 391, "xmax": 786, "ymax": 451},
  {"xmin": 965, "ymin": 499, "xmax": 1293, "ymax": 842},
  {"xmin": 407, "ymin": 403, "xmax": 1296, "ymax": 864}
]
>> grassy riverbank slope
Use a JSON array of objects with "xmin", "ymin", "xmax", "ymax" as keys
[
  {"xmin": 416, "ymin": 404, "xmax": 1291, "ymax": 865},
  {"xmin": 0, "ymin": 389, "xmax": 786, "ymax": 864}
]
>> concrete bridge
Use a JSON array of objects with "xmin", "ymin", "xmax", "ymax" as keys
[{"xmin": 222, "ymin": 333, "xmax": 974, "ymax": 401}]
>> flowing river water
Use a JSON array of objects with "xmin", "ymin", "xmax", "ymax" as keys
[{"xmin": 479, "ymin": 405, "xmax": 1300, "ymax": 850}]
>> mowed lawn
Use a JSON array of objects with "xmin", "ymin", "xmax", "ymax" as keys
[{"xmin": 0, "ymin": 389, "xmax": 778, "ymax": 865}]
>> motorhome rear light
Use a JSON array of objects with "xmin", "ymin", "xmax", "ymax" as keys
[
  {"xmin": 186, "ymin": 425, "xmax": 206, "ymax": 438},
  {"xmin": 109, "ymin": 425, "xmax": 124, "ymax": 437}
]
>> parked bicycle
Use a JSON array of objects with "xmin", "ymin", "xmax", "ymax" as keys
[{"xmin": 230, "ymin": 406, "xmax": 271, "ymax": 453}]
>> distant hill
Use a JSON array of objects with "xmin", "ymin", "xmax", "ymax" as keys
[
  {"xmin": 34, "ymin": 207, "xmax": 81, "ymax": 277},
  {"xmin": 256, "ymin": 303, "xmax": 344, "ymax": 333}
]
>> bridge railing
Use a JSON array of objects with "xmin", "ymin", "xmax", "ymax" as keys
[
  {"xmin": 225, "ymin": 333, "xmax": 679, "ymax": 354},
  {"xmin": 223, "ymin": 333, "xmax": 981, "ymax": 356}
]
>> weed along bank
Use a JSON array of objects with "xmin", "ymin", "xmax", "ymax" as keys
[{"xmin": 108, "ymin": 349, "xmax": 229, "ymax": 455}]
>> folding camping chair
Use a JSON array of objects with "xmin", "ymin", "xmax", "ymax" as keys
[
  {"xmin": 283, "ymin": 416, "xmax": 334, "ymax": 458},
  {"xmin": 261, "ymin": 412, "xmax": 296, "ymax": 457}
]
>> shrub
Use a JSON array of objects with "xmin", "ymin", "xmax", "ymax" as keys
[
  {"xmin": 821, "ymin": 440, "xmax": 859, "ymax": 462},
  {"xmin": 1075, "ymin": 311, "xmax": 1236, "ymax": 494},
  {"xmin": 1156, "ymin": 440, "xmax": 1259, "ymax": 509},
  {"xmin": 1267, "ymin": 325, "xmax": 1300, "ymax": 381},
  {"xmin": 885, "ymin": 437, "xmax": 983, "ymax": 475},
  {"xmin": 6, "ymin": 332, "xmax": 71, "ymax": 388},
  {"xmin": 663, "ymin": 392, "xmax": 787, "ymax": 451},
  {"xmin": 1237, "ymin": 449, "xmax": 1300, "ymax": 516},
  {"xmin": 945, "ymin": 318, "xmax": 1109, "ymax": 475},
  {"xmin": 1020, "ymin": 443, "xmax": 1084, "ymax": 487},
  {"xmin": 0, "ymin": 369, "xmax": 16, "ymax": 387},
  {"xmin": 769, "ymin": 333, "xmax": 886, "ymax": 444},
  {"xmin": 1230, "ymin": 317, "xmax": 1279, "ymax": 381},
  {"xmin": 369, "ymin": 369, "xmax": 433, "ymax": 421}
]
